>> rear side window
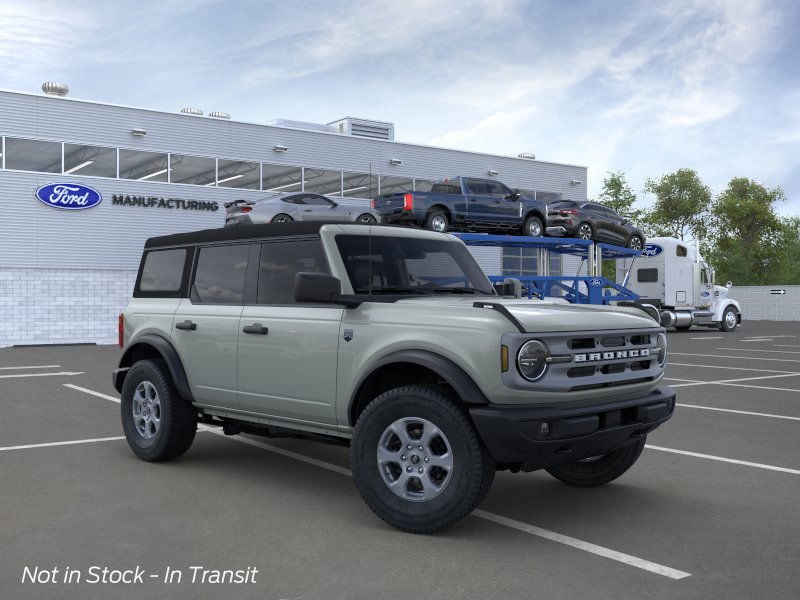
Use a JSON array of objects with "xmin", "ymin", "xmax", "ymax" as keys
[
  {"xmin": 431, "ymin": 183, "xmax": 461, "ymax": 194},
  {"xmin": 637, "ymin": 268, "xmax": 659, "ymax": 283},
  {"xmin": 193, "ymin": 245, "xmax": 251, "ymax": 304},
  {"xmin": 258, "ymin": 239, "xmax": 330, "ymax": 304},
  {"xmin": 139, "ymin": 249, "xmax": 187, "ymax": 292}
]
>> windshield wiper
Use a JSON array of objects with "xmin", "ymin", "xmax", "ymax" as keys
[
  {"xmin": 353, "ymin": 286, "xmax": 430, "ymax": 295},
  {"xmin": 430, "ymin": 287, "xmax": 492, "ymax": 295}
]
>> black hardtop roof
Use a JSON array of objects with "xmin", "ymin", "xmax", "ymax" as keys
[{"xmin": 144, "ymin": 221, "xmax": 390, "ymax": 249}]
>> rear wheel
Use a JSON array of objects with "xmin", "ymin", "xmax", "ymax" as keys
[
  {"xmin": 351, "ymin": 385, "xmax": 494, "ymax": 533},
  {"xmin": 522, "ymin": 215, "xmax": 543, "ymax": 237},
  {"xmin": 546, "ymin": 436, "xmax": 646, "ymax": 487},
  {"xmin": 271, "ymin": 213, "xmax": 293, "ymax": 223},
  {"xmin": 356, "ymin": 213, "xmax": 377, "ymax": 224},
  {"xmin": 576, "ymin": 222, "xmax": 593, "ymax": 240},
  {"xmin": 627, "ymin": 235, "xmax": 643, "ymax": 250},
  {"xmin": 425, "ymin": 210, "xmax": 448, "ymax": 233},
  {"xmin": 720, "ymin": 306, "xmax": 738, "ymax": 332},
  {"xmin": 121, "ymin": 359, "xmax": 197, "ymax": 462}
]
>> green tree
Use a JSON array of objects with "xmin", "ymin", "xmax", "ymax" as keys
[
  {"xmin": 705, "ymin": 177, "xmax": 786, "ymax": 285},
  {"xmin": 598, "ymin": 171, "xmax": 642, "ymax": 222},
  {"xmin": 642, "ymin": 168, "xmax": 711, "ymax": 241}
]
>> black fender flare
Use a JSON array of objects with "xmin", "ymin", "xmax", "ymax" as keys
[
  {"xmin": 523, "ymin": 209, "xmax": 546, "ymax": 225},
  {"xmin": 114, "ymin": 334, "xmax": 194, "ymax": 401},
  {"xmin": 349, "ymin": 349, "xmax": 489, "ymax": 424}
]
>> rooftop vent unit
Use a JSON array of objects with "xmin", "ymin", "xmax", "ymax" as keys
[
  {"xmin": 328, "ymin": 117, "xmax": 395, "ymax": 141},
  {"xmin": 518, "ymin": 152, "xmax": 536, "ymax": 160},
  {"xmin": 180, "ymin": 107, "xmax": 203, "ymax": 116},
  {"xmin": 42, "ymin": 82, "xmax": 69, "ymax": 97},
  {"xmin": 209, "ymin": 111, "xmax": 231, "ymax": 119},
  {"xmin": 268, "ymin": 119, "xmax": 337, "ymax": 134}
]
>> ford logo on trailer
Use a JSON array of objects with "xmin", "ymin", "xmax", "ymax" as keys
[
  {"xmin": 588, "ymin": 278, "xmax": 603, "ymax": 287},
  {"xmin": 642, "ymin": 244, "xmax": 663, "ymax": 257},
  {"xmin": 35, "ymin": 183, "xmax": 102, "ymax": 210}
]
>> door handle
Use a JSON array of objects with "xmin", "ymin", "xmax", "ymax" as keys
[
  {"xmin": 175, "ymin": 320, "xmax": 196, "ymax": 331},
  {"xmin": 303, "ymin": 209, "xmax": 313, "ymax": 212},
  {"xmin": 242, "ymin": 323, "xmax": 269, "ymax": 335}
]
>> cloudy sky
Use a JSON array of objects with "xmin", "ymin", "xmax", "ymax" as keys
[{"xmin": 2, "ymin": 0, "xmax": 799, "ymax": 213}]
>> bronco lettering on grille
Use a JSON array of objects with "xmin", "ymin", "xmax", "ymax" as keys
[{"xmin": 574, "ymin": 348, "xmax": 650, "ymax": 363}]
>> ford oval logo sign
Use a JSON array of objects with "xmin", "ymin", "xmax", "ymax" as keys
[
  {"xmin": 588, "ymin": 278, "xmax": 603, "ymax": 287},
  {"xmin": 35, "ymin": 183, "xmax": 102, "ymax": 210},
  {"xmin": 642, "ymin": 244, "xmax": 663, "ymax": 257}
]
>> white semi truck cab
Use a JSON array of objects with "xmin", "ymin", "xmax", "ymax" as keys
[{"xmin": 616, "ymin": 237, "xmax": 741, "ymax": 332}]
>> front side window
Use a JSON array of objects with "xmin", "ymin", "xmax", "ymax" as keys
[
  {"xmin": 258, "ymin": 239, "xmax": 329, "ymax": 304},
  {"xmin": 335, "ymin": 235, "xmax": 493, "ymax": 295},
  {"xmin": 301, "ymin": 194, "xmax": 335, "ymax": 206},
  {"xmin": 139, "ymin": 249, "xmax": 187, "ymax": 292},
  {"xmin": 193, "ymin": 245, "xmax": 250, "ymax": 304},
  {"xmin": 483, "ymin": 180, "xmax": 513, "ymax": 198}
]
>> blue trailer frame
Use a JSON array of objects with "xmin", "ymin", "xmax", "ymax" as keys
[{"xmin": 453, "ymin": 233, "xmax": 641, "ymax": 305}]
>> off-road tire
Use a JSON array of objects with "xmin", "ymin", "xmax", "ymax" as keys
[
  {"xmin": 271, "ymin": 213, "xmax": 294, "ymax": 223},
  {"xmin": 719, "ymin": 306, "xmax": 738, "ymax": 332},
  {"xmin": 424, "ymin": 209, "xmax": 448, "ymax": 233},
  {"xmin": 522, "ymin": 215, "xmax": 544, "ymax": 237},
  {"xmin": 121, "ymin": 359, "xmax": 197, "ymax": 462},
  {"xmin": 351, "ymin": 385, "xmax": 495, "ymax": 533},
  {"xmin": 545, "ymin": 436, "xmax": 646, "ymax": 487}
]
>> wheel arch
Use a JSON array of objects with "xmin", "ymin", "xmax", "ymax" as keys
[
  {"xmin": 714, "ymin": 299, "xmax": 742, "ymax": 324},
  {"xmin": 523, "ymin": 209, "xmax": 545, "ymax": 224},
  {"xmin": 427, "ymin": 204, "xmax": 454, "ymax": 222},
  {"xmin": 114, "ymin": 334, "xmax": 193, "ymax": 401},
  {"xmin": 348, "ymin": 350, "xmax": 489, "ymax": 426}
]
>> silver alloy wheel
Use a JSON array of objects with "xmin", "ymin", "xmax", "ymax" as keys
[
  {"xmin": 725, "ymin": 309, "xmax": 737, "ymax": 329},
  {"xmin": 132, "ymin": 381, "xmax": 161, "ymax": 439},
  {"xmin": 578, "ymin": 223, "xmax": 592, "ymax": 240},
  {"xmin": 629, "ymin": 236, "xmax": 643, "ymax": 250},
  {"xmin": 273, "ymin": 214, "xmax": 292, "ymax": 223},
  {"xmin": 377, "ymin": 417, "xmax": 454, "ymax": 502},
  {"xmin": 526, "ymin": 220, "xmax": 542, "ymax": 236},
  {"xmin": 430, "ymin": 214, "xmax": 448, "ymax": 232},
  {"xmin": 357, "ymin": 214, "xmax": 376, "ymax": 224}
]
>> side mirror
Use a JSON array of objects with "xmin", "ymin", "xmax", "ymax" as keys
[
  {"xmin": 295, "ymin": 272, "xmax": 342, "ymax": 303},
  {"xmin": 726, "ymin": 281, "xmax": 732, "ymax": 289},
  {"xmin": 505, "ymin": 191, "xmax": 521, "ymax": 201},
  {"xmin": 329, "ymin": 202, "xmax": 338, "ymax": 208}
]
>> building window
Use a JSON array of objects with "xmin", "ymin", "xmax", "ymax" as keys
[
  {"xmin": 342, "ymin": 171, "xmax": 377, "ymax": 198},
  {"xmin": 304, "ymin": 167, "xmax": 342, "ymax": 195},
  {"xmin": 64, "ymin": 144, "xmax": 117, "ymax": 178},
  {"xmin": 262, "ymin": 164, "xmax": 302, "ymax": 193},
  {"xmin": 119, "ymin": 149, "xmax": 169, "ymax": 182},
  {"xmin": 170, "ymin": 154, "xmax": 216, "ymax": 186},
  {"xmin": 379, "ymin": 175, "xmax": 413, "ymax": 196},
  {"xmin": 217, "ymin": 159, "xmax": 260, "ymax": 189},
  {"xmin": 4, "ymin": 137, "xmax": 61, "ymax": 173}
]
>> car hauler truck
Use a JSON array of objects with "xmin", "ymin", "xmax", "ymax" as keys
[{"xmin": 616, "ymin": 237, "xmax": 741, "ymax": 332}]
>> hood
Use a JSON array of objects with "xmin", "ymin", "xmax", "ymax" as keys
[
  {"xmin": 395, "ymin": 296, "xmax": 659, "ymax": 332},
  {"xmin": 714, "ymin": 285, "xmax": 730, "ymax": 299}
]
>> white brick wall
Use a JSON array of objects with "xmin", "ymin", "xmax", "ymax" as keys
[
  {"xmin": 729, "ymin": 286, "xmax": 800, "ymax": 322},
  {"xmin": 0, "ymin": 268, "xmax": 136, "ymax": 347}
]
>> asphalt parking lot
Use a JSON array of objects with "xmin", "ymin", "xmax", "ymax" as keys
[{"xmin": 1, "ymin": 321, "xmax": 798, "ymax": 600}]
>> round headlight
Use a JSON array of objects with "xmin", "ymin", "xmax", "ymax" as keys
[
  {"xmin": 656, "ymin": 332, "xmax": 668, "ymax": 366},
  {"xmin": 517, "ymin": 339, "xmax": 549, "ymax": 381}
]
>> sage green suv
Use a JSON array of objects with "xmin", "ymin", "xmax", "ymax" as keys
[{"xmin": 114, "ymin": 222, "xmax": 675, "ymax": 533}]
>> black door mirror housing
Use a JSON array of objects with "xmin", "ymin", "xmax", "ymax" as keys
[{"xmin": 295, "ymin": 272, "xmax": 342, "ymax": 303}]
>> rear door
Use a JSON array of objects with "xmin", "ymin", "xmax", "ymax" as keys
[
  {"xmin": 236, "ymin": 237, "xmax": 342, "ymax": 425},
  {"xmin": 171, "ymin": 243, "xmax": 254, "ymax": 410}
]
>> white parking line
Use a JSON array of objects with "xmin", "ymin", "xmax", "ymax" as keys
[
  {"xmin": 690, "ymin": 336, "xmax": 723, "ymax": 340},
  {"xmin": 717, "ymin": 382, "xmax": 800, "ymax": 394},
  {"xmin": 0, "ymin": 365, "xmax": 61, "ymax": 370},
  {"xmin": 0, "ymin": 436, "xmax": 125, "ymax": 452},
  {"xmin": 62, "ymin": 384, "xmax": 691, "ymax": 580},
  {"xmin": 646, "ymin": 445, "xmax": 800, "ymax": 476},
  {"xmin": 668, "ymin": 362, "xmax": 798, "ymax": 374},
  {"xmin": 775, "ymin": 344, "xmax": 800, "ymax": 349},
  {"xmin": 0, "ymin": 371, "xmax": 84, "ymax": 379},
  {"xmin": 676, "ymin": 403, "xmax": 800, "ymax": 421},
  {"xmin": 740, "ymin": 339, "xmax": 773, "ymax": 343},
  {"xmin": 671, "ymin": 352, "xmax": 800, "ymax": 364},
  {"xmin": 473, "ymin": 510, "xmax": 691, "ymax": 580},
  {"xmin": 716, "ymin": 347, "xmax": 800, "ymax": 354},
  {"xmin": 668, "ymin": 373, "xmax": 800, "ymax": 388}
]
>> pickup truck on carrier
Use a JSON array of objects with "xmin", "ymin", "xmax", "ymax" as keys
[{"xmin": 373, "ymin": 176, "xmax": 548, "ymax": 236}]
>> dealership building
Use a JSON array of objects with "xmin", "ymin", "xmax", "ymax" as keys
[{"xmin": 0, "ymin": 85, "xmax": 588, "ymax": 347}]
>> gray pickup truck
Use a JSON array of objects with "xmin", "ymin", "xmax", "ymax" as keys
[
  {"xmin": 373, "ymin": 176, "xmax": 548, "ymax": 236},
  {"xmin": 113, "ymin": 222, "xmax": 675, "ymax": 533}
]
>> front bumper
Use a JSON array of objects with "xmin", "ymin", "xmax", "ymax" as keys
[{"xmin": 469, "ymin": 386, "xmax": 675, "ymax": 471}]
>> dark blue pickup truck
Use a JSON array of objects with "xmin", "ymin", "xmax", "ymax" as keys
[{"xmin": 372, "ymin": 176, "xmax": 548, "ymax": 236}]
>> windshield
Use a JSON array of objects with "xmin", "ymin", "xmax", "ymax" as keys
[{"xmin": 335, "ymin": 235, "xmax": 494, "ymax": 296}]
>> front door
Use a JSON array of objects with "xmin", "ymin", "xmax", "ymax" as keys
[
  {"xmin": 171, "ymin": 243, "xmax": 253, "ymax": 410},
  {"xmin": 236, "ymin": 237, "xmax": 342, "ymax": 425}
]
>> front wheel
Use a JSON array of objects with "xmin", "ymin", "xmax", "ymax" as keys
[
  {"xmin": 545, "ymin": 436, "xmax": 646, "ymax": 487},
  {"xmin": 121, "ymin": 359, "xmax": 197, "ymax": 462},
  {"xmin": 356, "ymin": 213, "xmax": 377, "ymax": 224},
  {"xmin": 627, "ymin": 235, "xmax": 643, "ymax": 251},
  {"xmin": 351, "ymin": 385, "xmax": 495, "ymax": 533},
  {"xmin": 576, "ymin": 222, "xmax": 593, "ymax": 240},
  {"xmin": 522, "ymin": 215, "xmax": 543, "ymax": 237},
  {"xmin": 719, "ymin": 306, "xmax": 738, "ymax": 332}
]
